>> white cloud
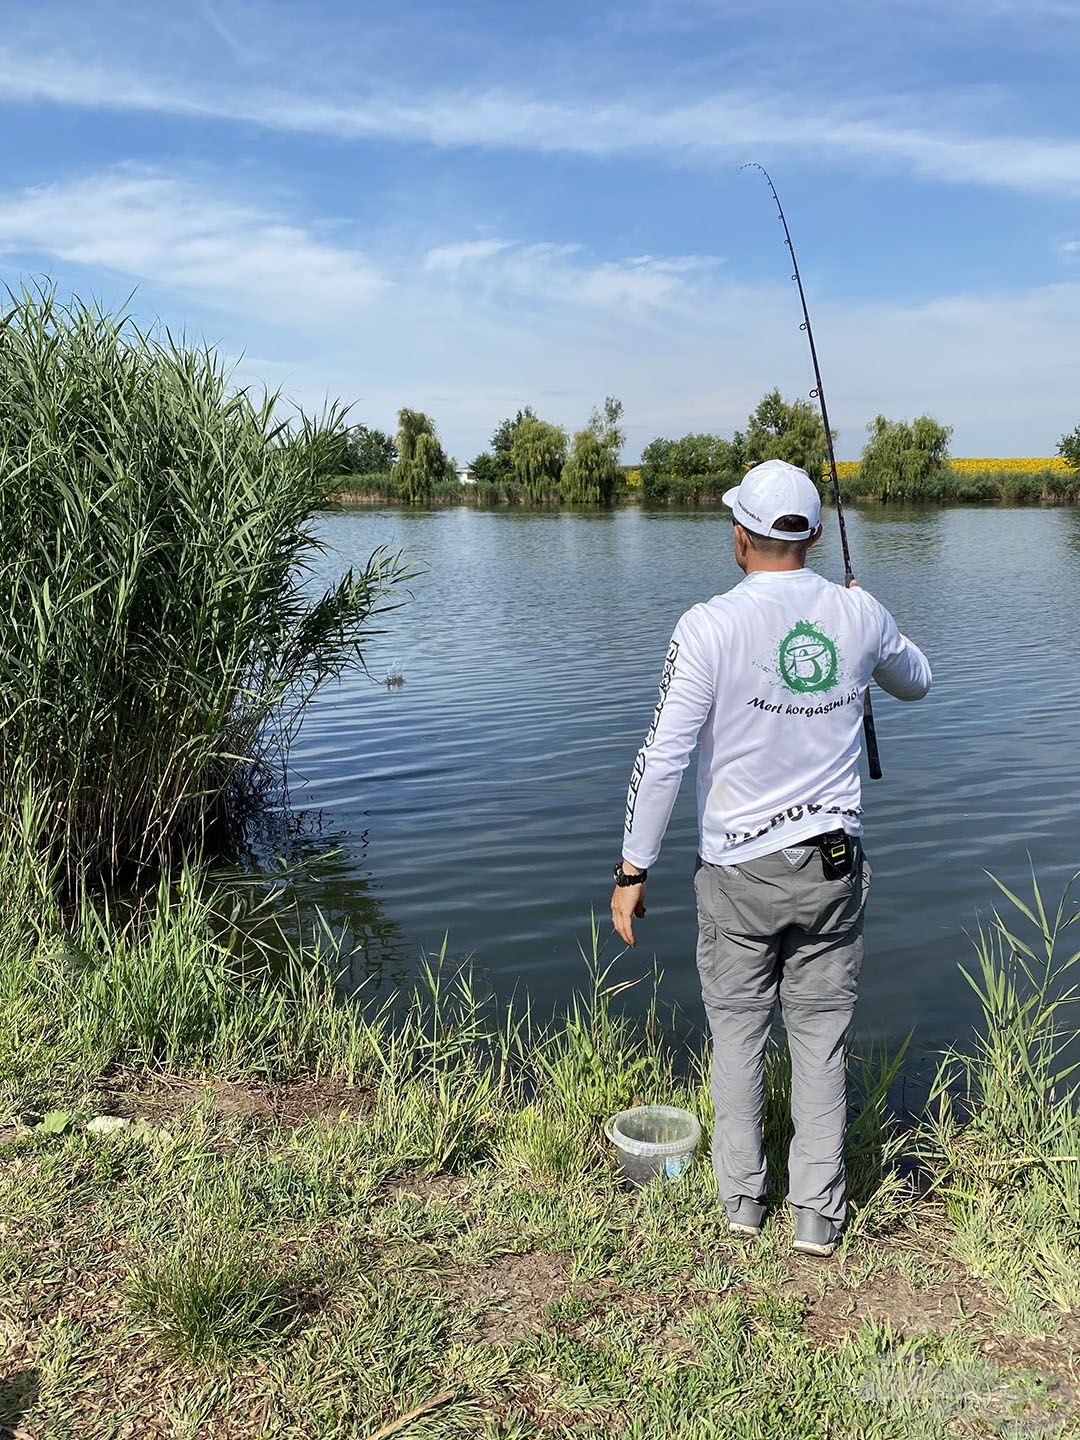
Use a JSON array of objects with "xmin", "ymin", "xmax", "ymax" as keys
[
  {"xmin": 575, "ymin": 254, "xmax": 721, "ymax": 311},
  {"xmin": 0, "ymin": 165, "xmax": 1076, "ymax": 459},
  {"xmin": 423, "ymin": 239, "xmax": 512, "ymax": 270},
  {"xmin": 3, "ymin": 44, "xmax": 1080, "ymax": 198},
  {"xmin": 0, "ymin": 168, "xmax": 714, "ymax": 324},
  {"xmin": 429, "ymin": 243, "xmax": 717, "ymax": 314},
  {"xmin": 0, "ymin": 168, "xmax": 387, "ymax": 326}
]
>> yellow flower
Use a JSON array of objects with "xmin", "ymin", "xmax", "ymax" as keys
[
  {"xmin": 949, "ymin": 457, "xmax": 1068, "ymax": 474},
  {"xmin": 827, "ymin": 458, "xmax": 1068, "ymax": 476}
]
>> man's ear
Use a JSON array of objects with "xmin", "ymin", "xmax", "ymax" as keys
[{"xmin": 808, "ymin": 523, "xmax": 823, "ymax": 547}]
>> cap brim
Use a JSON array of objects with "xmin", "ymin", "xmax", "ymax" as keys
[{"xmin": 722, "ymin": 486, "xmax": 740, "ymax": 510}]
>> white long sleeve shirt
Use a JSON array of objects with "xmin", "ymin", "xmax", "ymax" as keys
[{"xmin": 622, "ymin": 568, "xmax": 931, "ymax": 868}]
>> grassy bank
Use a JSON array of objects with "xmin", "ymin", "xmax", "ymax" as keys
[{"xmin": 2, "ymin": 855, "xmax": 1078, "ymax": 1438}]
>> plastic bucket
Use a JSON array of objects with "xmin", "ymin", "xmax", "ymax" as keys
[{"xmin": 604, "ymin": 1104, "xmax": 701, "ymax": 1184}]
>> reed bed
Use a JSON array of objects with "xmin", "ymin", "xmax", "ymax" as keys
[{"xmin": 0, "ymin": 287, "xmax": 408, "ymax": 888}]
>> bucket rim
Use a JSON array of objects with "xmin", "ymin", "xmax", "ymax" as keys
[{"xmin": 603, "ymin": 1103, "xmax": 701, "ymax": 1156}]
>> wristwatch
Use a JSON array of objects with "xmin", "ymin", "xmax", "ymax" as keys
[{"xmin": 613, "ymin": 862, "xmax": 648, "ymax": 886}]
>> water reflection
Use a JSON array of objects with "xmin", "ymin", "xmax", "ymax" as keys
[
  {"xmin": 851, "ymin": 504, "xmax": 945, "ymax": 568},
  {"xmin": 232, "ymin": 806, "xmax": 412, "ymax": 990}
]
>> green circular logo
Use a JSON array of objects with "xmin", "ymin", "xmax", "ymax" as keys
[{"xmin": 778, "ymin": 622, "xmax": 838, "ymax": 694}]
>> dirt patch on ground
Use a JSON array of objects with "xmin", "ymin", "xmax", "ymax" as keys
[
  {"xmin": 440, "ymin": 1251, "xmax": 576, "ymax": 1341},
  {"xmin": 792, "ymin": 1235, "xmax": 1080, "ymax": 1391},
  {"xmin": 798, "ymin": 1262, "xmax": 995, "ymax": 1343},
  {"xmin": 90, "ymin": 1072, "xmax": 373, "ymax": 1130},
  {"xmin": 438, "ymin": 1226, "xmax": 1080, "ymax": 1392},
  {"xmin": 386, "ymin": 1173, "xmax": 474, "ymax": 1204}
]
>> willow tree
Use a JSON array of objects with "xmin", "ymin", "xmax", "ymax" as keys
[
  {"xmin": 742, "ymin": 388, "xmax": 830, "ymax": 482},
  {"xmin": 490, "ymin": 406, "xmax": 537, "ymax": 482},
  {"xmin": 561, "ymin": 429, "xmax": 622, "ymax": 504},
  {"xmin": 510, "ymin": 416, "xmax": 567, "ymax": 502},
  {"xmin": 859, "ymin": 414, "xmax": 952, "ymax": 503},
  {"xmin": 394, "ymin": 408, "xmax": 453, "ymax": 503}
]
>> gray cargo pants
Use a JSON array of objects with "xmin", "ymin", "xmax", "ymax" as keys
[{"xmin": 693, "ymin": 840, "xmax": 870, "ymax": 1226}]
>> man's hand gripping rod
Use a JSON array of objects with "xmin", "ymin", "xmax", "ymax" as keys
[{"xmin": 743, "ymin": 162, "xmax": 883, "ymax": 780}]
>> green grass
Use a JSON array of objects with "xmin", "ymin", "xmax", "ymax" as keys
[
  {"xmin": 126, "ymin": 1215, "xmax": 300, "ymax": 1366},
  {"xmin": 2, "ymin": 1102, "xmax": 1076, "ymax": 1438},
  {"xmin": 920, "ymin": 869, "xmax": 1080, "ymax": 1317},
  {"xmin": 1, "ymin": 852, "xmax": 1078, "ymax": 1435}
]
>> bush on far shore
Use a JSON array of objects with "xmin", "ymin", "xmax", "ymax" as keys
[{"xmin": 841, "ymin": 465, "xmax": 1079, "ymax": 505}]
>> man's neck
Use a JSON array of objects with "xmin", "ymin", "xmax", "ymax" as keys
[{"xmin": 744, "ymin": 558, "xmax": 807, "ymax": 575}]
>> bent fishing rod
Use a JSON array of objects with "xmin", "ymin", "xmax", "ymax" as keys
[{"xmin": 742, "ymin": 162, "xmax": 883, "ymax": 781}]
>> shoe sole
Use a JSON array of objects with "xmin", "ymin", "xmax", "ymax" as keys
[
  {"xmin": 792, "ymin": 1239, "xmax": 837, "ymax": 1257},
  {"xmin": 728, "ymin": 1222, "xmax": 761, "ymax": 1237}
]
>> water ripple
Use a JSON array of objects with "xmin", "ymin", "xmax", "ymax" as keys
[{"xmin": 265, "ymin": 504, "xmax": 1080, "ymax": 1059}]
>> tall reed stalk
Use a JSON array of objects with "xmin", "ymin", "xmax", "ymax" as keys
[{"xmin": 0, "ymin": 287, "xmax": 408, "ymax": 885}]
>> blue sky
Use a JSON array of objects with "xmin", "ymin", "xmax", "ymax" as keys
[{"xmin": 2, "ymin": 0, "xmax": 1078, "ymax": 459}]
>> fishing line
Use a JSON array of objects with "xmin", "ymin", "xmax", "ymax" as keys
[{"xmin": 742, "ymin": 162, "xmax": 883, "ymax": 781}]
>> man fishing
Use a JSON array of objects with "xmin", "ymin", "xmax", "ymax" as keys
[{"xmin": 611, "ymin": 458, "xmax": 931, "ymax": 1256}]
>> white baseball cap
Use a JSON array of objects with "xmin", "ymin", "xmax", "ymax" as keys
[{"xmin": 722, "ymin": 459, "xmax": 821, "ymax": 540}]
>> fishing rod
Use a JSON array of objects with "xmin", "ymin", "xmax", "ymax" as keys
[{"xmin": 742, "ymin": 162, "xmax": 883, "ymax": 781}]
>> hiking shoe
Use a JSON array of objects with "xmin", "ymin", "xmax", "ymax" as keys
[
  {"xmin": 725, "ymin": 1198, "xmax": 765, "ymax": 1236},
  {"xmin": 791, "ymin": 1210, "xmax": 841, "ymax": 1257}
]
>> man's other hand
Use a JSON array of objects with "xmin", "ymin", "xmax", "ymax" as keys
[{"xmin": 611, "ymin": 865, "xmax": 647, "ymax": 947}]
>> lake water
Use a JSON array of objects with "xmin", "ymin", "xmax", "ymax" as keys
[{"xmin": 258, "ymin": 504, "xmax": 1080, "ymax": 1072}]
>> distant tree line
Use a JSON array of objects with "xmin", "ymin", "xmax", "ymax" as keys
[
  {"xmin": 468, "ymin": 396, "xmax": 626, "ymax": 504},
  {"xmin": 337, "ymin": 398, "xmax": 627, "ymax": 506},
  {"xmin": 333, "ymin": 391, "xmax": 1080, "ymax": 508},
  {"xmin": 339, "ymin": 423, "xmax": 398, "ymax": 475},
  {"xmin": 639, "ymin": 389, "xmax": 830, "ymax": 503}
]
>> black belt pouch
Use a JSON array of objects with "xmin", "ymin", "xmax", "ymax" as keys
[{"xmin": 818, "ymin": 831, "xmax": 856, "ymax": 880}]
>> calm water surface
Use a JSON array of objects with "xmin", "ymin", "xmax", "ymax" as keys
[{"xmin": 259, "ymin": 505, "xmax": 1080, "ymax": 1067}]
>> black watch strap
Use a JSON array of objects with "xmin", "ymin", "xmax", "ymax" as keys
[{"xmin": 613, "ymin": 862, "xmax": 648, "ymax": 886}]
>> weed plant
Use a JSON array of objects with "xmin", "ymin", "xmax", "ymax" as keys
[{"xmin": 128, "ymin": 1215, "xmax": 298, "ymax": 1366}]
